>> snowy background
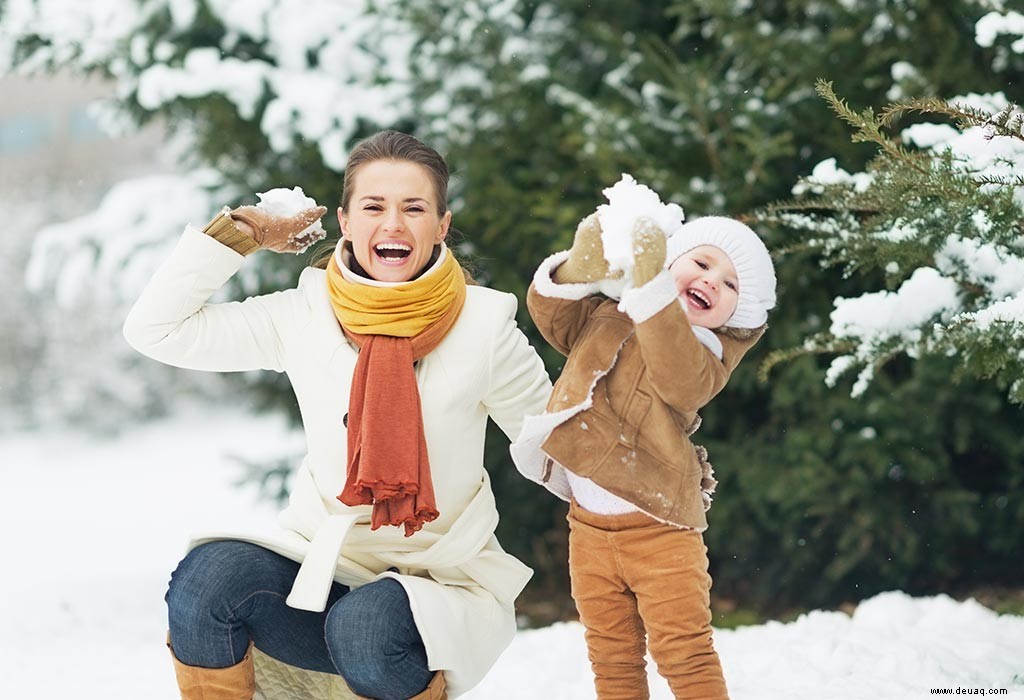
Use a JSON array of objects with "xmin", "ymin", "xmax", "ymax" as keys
[
  {"xmin": 3, "ymin": 2, "xmax": 1024, "ymax": 698},
  {"xmin": 2, "ymin": 408, "xmax": 1022, "ymax": 700}
]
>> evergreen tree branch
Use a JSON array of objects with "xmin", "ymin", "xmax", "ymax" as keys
[
  {"xmin": 815, "ymin": 79, "xmax": 930, "ymax": 173},
  {"xmin": 878, "ymin": 98, "xmax": 1024, "ymax": 142},
  {"xmin": 758, "ymin": 335, "xmax": 857, "ymax": 384}
]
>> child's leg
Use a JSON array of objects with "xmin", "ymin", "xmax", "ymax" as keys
[
  {"xmin": 627, "ymin": 525, "xmax": 728, "ymax": 700},
  {"xmin": 567, "ymin": 501, "xmax": 652, "ymax": 700}
]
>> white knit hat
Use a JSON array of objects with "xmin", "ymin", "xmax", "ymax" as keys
[{"xmin": 666, "ymin": 216, "xmax": 777, "ymax": 328}]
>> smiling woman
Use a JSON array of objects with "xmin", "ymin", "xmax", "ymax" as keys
[
  {"xmin": 122, "ymin": 130, "xmax": 552, "ymax": 700},
  {"xmin": 338, "ymin": 159, "xmax": 451, "ymax": 283},
  {"xmin": 331, "ymin": 131, "xmax": 454, "ymax": 284}
]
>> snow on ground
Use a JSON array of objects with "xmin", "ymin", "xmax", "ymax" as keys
[{"xmin": 1, "ymin": 408, "xmax": 1021, "ymax": 699}]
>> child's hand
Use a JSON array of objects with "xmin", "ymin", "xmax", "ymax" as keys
[
  {"xmin": 554, "ymin": 213, "xmax": 624, "ymax": 284},
  {"xmin": 631, "ymin": 217, "xmax": 667, "ymax": 287}
]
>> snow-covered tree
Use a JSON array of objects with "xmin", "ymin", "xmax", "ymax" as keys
[
  {"xmin": 759, "ymin": 7, "xmax": 1024, "ymax": 402},
  {"xmin": 0, "ymin": 0, "xmax": 419, "ymax": 168},
  {"xmin": 763, "ymin": 80, "xmax": 1024, "ymax": 403},
  {"xmin": 0, "ymin": 0, "xmax": 423, "ymax": 286}
]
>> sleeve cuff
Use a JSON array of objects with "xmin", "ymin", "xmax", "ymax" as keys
[
  {"xmin": 532, "ymin": 251, "xmax": 603, "ymax": 300},
  {"xmin": 180, "ymin": 224, "xmax": 250, "ymax": 266},
  {"xmin": 691, "ymin": 325, "xmax": 724, "ymax": 360},
  {"xmin": 617, "ymin": 270, "xmax": 678, "ymax": 323},
  {"xmin": 202, "ymin": 210, "xmax": 261, "ymax": 256}
]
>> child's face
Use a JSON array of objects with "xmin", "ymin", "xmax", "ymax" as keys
[{"xmin": 669, "ymin": 245, "xmax": 739, "ymax": 329}]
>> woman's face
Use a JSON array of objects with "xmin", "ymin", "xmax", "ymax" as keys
[
  {"xmin": 669, "ymin": 244, "xmax": 739, "ymax": 329},
  {"xmin": 338, "ymin": 160, "xmax": 451, "ymax": 283}
]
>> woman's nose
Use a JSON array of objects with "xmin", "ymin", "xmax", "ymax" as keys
[{"xmin": 382, "ymin": 210, "xmax": 404, "ymax": 231}]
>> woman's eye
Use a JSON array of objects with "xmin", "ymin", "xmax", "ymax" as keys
[
  {"xmin": 364, "ymin": 204, "xmax": 383, "ymax": 212},
  {"xmin": 406, "ymin": 206, "xmax": 425, "ymax": 213}
]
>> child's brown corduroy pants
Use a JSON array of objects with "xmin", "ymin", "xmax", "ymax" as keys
[{"xmin": 567, "ymin": 500, "xmax": 728, "ymax": 700}]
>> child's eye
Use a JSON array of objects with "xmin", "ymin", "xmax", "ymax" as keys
[
  {"xmin": 725, "ymin": 281, "xmax": 737, "ymax": 291},
  {"xmin": 695, "ymin": 260, "xmax": 709, "ymax": 270}
]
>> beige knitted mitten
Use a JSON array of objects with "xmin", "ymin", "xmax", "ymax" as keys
[
  {"xmin": 553, "ymin": 213, "xmax": 623, "ymax": 284},
  {"xmin": 631, "ymin": 217, "xmax": 667, "ymax": 287}
]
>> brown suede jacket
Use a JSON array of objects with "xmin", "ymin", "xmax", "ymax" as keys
[{"xmin": 528, "ymin": 284, "xmax": 763, "ymax": 530}]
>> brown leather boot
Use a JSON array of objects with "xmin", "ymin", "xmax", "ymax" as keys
[
  {"xmin": 167, "ymin": 634, "xmax": 256, "ymax": 700},
  {"xmin": 356, "ymin": 671, "xmax": 446, "ymax": 700},
  {"xmin": 410, "ymin": 672, "xmax": 446, "ymax": 700}
]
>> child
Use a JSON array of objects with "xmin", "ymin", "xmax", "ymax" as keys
[{"xmin": 513, "ymin": 212, "xmax": 776, "ymax": 699}]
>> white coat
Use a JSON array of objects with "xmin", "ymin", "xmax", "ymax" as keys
[{"xmin": 123, "ymin": 226, "xmax": 552, "ymax": 697}]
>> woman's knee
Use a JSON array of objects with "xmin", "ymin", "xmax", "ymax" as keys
[
  {"xmin": 325, "ymin": 578, "xmax": 430, "ymax": 696},
  {"xmin": 325, "ymin": 578, "xmax": 414, "ymax": 656},
  {"xmin": 166, "ymin": 541, "xmax": 291, "ymax": 624}
]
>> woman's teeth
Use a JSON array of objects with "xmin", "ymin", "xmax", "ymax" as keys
[{"xmin": 374, "ymin": 243, "xmax": 412, "ymax": 261}]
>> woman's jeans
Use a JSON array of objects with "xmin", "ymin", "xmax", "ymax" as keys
[{"xmin": 166, "ymin": 540, "xmax": 433, "ymax": 700}]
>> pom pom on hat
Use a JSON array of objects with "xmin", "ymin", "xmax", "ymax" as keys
[{"xmin": 666, "ymin": 216, "xmax": 776, "ymax": 328}]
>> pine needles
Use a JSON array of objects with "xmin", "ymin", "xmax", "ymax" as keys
[{"xmin": 760, "ymin": 83, "xmax": 1024, "ymax": 402}]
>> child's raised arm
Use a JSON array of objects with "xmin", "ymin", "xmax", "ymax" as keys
[{"xmin": 527, "ymin": 213, "xmax": 619, "ymax": 356}]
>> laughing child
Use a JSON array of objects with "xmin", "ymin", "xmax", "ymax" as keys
[{"xmin": 514, "ymin": 211, "xmax": 776, "ymax": 699}]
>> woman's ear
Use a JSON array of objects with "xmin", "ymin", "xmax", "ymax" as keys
[
  {"xmin": 436, "ymin": 210, "xmax": 452, "ymax": 243},
  {"xmin": 337, "ymin": 206, "xmax": 349, "ymax": 239}
]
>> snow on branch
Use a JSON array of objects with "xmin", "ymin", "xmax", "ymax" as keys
[
  {"xmin": 25, "ymin": 172, "xmax": 224, "ymax": 308},
  {"xmin": 975, "ymin": 10, "xmax": 1024, "ymax": 53},
  {"xmin": 761, "ymin": 84, "xmax": 1024, "ymax": 403},
  {"xmin": 0, "ymin": 0, "xmax": 419, "ymax": 170}
]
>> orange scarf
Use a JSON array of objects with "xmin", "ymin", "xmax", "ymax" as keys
[{"xmin": 326, "ymin": 246, "xmax": 467, "ymax": 536}]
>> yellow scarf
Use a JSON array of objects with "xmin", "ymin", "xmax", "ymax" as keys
[
  {"xmin": 326, "ymin": 246, "xmax": 467, "ymax": 536},
  {"xmin": 327, "ymin": 246, "xmax": 466, "ymax": 337}
]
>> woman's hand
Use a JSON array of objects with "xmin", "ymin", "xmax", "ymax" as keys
[
  {"xmin": 553, "ymin": 213, "xmax": 623, "ymax": 284},
  {"xmin": 228, "ymin": 205, "xmax": 328, "ymax": 254}
]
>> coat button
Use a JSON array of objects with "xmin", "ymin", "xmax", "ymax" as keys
[{"xmin": 343, "ymin": 412, "xmax": 348, "ymax": 428}]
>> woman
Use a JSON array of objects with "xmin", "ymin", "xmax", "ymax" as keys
[{"xmin": 123, "ymin": 131, "xmax": 552, "ymax": 700}]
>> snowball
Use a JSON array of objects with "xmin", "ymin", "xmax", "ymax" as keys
[
  {"xmin": 255, "ymin": 185, "xmax": 318, "ymax": 216},
  {"xmin": 595, "ymin": 174, "xmax": 684, "ymax": 294},
  {"xmin": 255, "ymin": 186, "xmax": 327, "ymax": 253}
]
